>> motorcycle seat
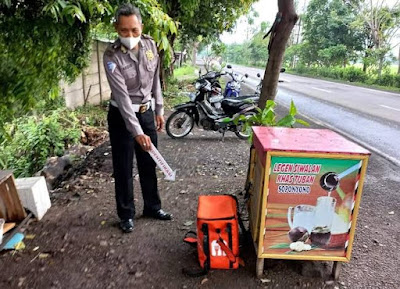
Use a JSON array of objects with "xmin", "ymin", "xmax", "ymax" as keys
[{"xmin": 222, "ymin": 97, "xmax": 257, "ymax": 106}]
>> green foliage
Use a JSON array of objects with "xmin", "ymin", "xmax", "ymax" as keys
[
  {"xmin": 290, "ymin": 65, "xmax": 400, "ymax": 89},
  {"xmin": 300, "ymin": 0, "xmax": 363, "ymax": 66},
  {"xmin": 161, "ymin": 0, "xmax": 256, "ymax": 43},
  {"xmin": 0, "ymin": 0, "xmax": 112, "ymax": 134},
  {"xmin": 236, "ymin": 100, "xmax": 309, "ymax": 141},
  {"xmin": 0, "ymin": 109, "xmax": 81, "ymax": 177},
  {"xmin": 223, "ymin": 22, "xmax": 269, "ymax": 67},
  {"xmin": 173, "ymin": 65, "xmax": 197, "ymax": 79}
]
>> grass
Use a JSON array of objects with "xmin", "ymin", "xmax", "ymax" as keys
[
  {"xmin": 286, "ymin": 70, "xmax": 400, "ymax": 93},
  {"xmin": 163, "ymin": 64, "xmax": 198, "ymax": 109},
  {"xmin": 173, "ymin": 64, "xmax": 198, "ymax": 81}
]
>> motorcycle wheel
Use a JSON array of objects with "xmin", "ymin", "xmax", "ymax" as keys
[
  {"xmin": 235, "ymin": 112, "xmax": 256, "ymax": 140},
  {"xmin": 166, "ymin": 111, "xmax": 194, "ymax": 139}
]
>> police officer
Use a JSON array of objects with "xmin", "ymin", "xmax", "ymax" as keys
[{"xmin": 104, "ymin": 4, "xmax": 172, "ymax": 233}]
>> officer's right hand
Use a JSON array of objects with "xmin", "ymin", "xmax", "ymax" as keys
[{"xmin": 135, "ymin": 134, "xmax": 152, "ymax": 152}]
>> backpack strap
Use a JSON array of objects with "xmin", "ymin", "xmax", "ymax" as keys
[
  {"xmin": 226, "ymin": 194, "xmax": 248, "ymax": 236},
  {"xmin": 182, "ymin": 224, "xmax": 210, "ymax": 277},
  {"xmin": 183, "ymin": 231, "xmax": 197, "ymax": 247},
  {"xmin": 216, "ymin": 238, "xmax": 237, "ymax": 263}
]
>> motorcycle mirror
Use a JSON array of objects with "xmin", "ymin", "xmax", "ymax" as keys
[
  {"xmin": 245, "ymin": 74, "xmax": 248, "ymax": 78},
  {"xmin": 280, "ymin": 68, "xmax": 286, "ymax": 73},
  {"xmin": 227, "ymin": 64, "xmax": 232, "ymax": 69},
  {"xmin": 257, "ymin": 73, "xmax": 261, "ymax": 78}
]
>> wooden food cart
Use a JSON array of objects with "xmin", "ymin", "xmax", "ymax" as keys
[{"xmin": 246, "ymin": 127, "xmax": 370, "ymax": 278}]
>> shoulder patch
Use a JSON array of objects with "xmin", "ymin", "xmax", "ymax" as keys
[{"xmin": 106, "ymin": 61, "xmax": 117, "ymax": 73}]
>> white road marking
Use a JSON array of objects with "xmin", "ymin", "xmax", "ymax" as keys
[
  {"xmin": 380, "ymin": 105, "xmax": 400, "ymax": 112},
  {"xmin": 311, "ymin": 87, "xmax": 332, "ymax": 93},
  {"xmin": 277, "ymin": 101, "xmax": 400, "ymax": 168}
]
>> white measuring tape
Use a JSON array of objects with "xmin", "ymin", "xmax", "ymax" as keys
[{"xmin": 148, "ymin": 144, "xmax": 176, "ymax": 181}]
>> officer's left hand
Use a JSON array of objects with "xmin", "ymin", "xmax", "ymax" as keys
[{"xmin": 156, "ymin": 115, "xmax": 164, "ymax": 132}]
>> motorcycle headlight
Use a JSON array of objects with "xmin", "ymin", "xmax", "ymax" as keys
[
  {"xmin": 189, "ymin": 93, "xmax": 197, "ymax": 101},
  {"xmin": 195, "ymin": 82, "xmax": 201, "ymax": 90}
]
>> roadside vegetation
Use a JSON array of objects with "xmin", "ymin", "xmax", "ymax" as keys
[
  {"xmin": 217, "ymin": 0, "xmax": 400, "ymax": 91},
  {"xmin": 163, "ymin": 65, "xmax": 198, "ymax": 109},
  {"xmin": 0, "ymin": 102, "xmax": 107, "ymax": 178}
]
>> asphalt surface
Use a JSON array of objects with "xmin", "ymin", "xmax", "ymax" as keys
[{"xmin": 228, "ymin": 64, "xmax": 400, "ymax": 166}]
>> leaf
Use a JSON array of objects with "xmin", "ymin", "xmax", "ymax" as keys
[
  {"xmin": 276, "ymin": 115, "xmax": 295, "ymax": 127},
  {"xmin": 14, "ymin": 241, "xmax": 26, "ymax": 251},
  {"xmin": 296, "ymin": 119, "xmax": 310, "ymax": 126},
  {"xmin": 269, "ymin": 243, "xmax": 291, "ymax": 249},
  {"xmin": 39, "ymin": 253, "xmax": 50, "ymax": 259},
  {"xmin": 183, "ymin": 221, "xmax": 194, "ymax": 226},
  {"xmin": 289, "ymin": 100, "xmax": 297, "ymax": 115},
  {"xmin": 25, "ymin": 234, "xmax": 36, "ymax": 240}
]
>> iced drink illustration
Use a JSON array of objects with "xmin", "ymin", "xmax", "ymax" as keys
[
  {"xmin": 311, "ymin": 196, "xmax": 336, "ymax": 246},
  {"xmin": 287, "ymin": 205, "xmax": 315, "ymax": 242}
]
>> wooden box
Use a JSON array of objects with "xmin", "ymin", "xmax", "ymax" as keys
[{"xmin": 247, "ymin": 127, "xmax": 370, "ymax": 277}]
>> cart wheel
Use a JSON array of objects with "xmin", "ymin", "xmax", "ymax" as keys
[
  {"xmin": 332, "ymin": 261, "xmax": 342, "ymax": 280},
  {"xmin": 256, "ymin": 258, "xmax": 264, "ymax": 278}
]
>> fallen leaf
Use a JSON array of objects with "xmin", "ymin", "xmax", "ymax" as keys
[
  {"xmin": 14, "ymin": 242, "xmax": 25, "ymax": 251},
  {"xmin": 25, "ymin": 234, "xmax": 36, "ymax": 240},
  {"xmin": 33, "ymin": 247, "xmax": 39, "ymax": 252},
  {"xmin": 101, "ymin": 221, "xmax": 106, "ymax": 226},
  {"xmin": 260, "ymin": 278, "xmax": 271, "ymax": 283},
  {"xmin": 201, "ymin": 278, "xmax": 208, "ymax": 285},
  {"xmin": 39, "ymin": 253, "xmax": 50, "ymax": 259},
  {"xmin": 183, "ymin": 221, "xmax": 194, "ymax": 226}
]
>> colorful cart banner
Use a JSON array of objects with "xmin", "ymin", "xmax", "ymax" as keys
[{"xmin": 263, "ymin": 156, "xmax": 362, "ymax": 257}]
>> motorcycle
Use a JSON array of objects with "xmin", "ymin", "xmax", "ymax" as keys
[
  {"xmin": 223, "ymin": 65, "xmax": 248, "ymax": 98},
  {"xmin": 166, "ymin": 76, "xmax": 258, "ymax": 140}
]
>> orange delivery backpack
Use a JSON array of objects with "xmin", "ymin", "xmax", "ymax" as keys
[{"xmin": 183, "ymin": 195, "xmax": 245, "ymax": 276}]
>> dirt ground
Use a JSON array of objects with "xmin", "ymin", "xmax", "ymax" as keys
[{"xmin": 1, "ymin": 104, "xmax": 400, "ymax": 289}]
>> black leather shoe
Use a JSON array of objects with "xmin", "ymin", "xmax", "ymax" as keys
[
  {"xmin": 120, "ymin": 219, "xmax": 134, "ymax": 233},
  {"xmin": 143, "ymin": 209, "xmax": 172, "ymax": 220}
]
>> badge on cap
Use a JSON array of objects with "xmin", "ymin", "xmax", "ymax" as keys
[
  {"xmin": 146, "ymin": 50, "xmax": 154, "ymax": 61},
  {"xmin": 107, "ymin": 61, "xmax": 117, "ymax": 73}
]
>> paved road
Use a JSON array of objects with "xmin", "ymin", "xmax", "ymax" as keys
[
  {"xmin": 228, "ymin": 64, "xmax": 400, "ymax": 166},
  {"xmin": 231, "ymin": 64, "xmax": 400, "ymax": 124}
]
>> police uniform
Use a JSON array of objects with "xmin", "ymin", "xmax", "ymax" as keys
[{"xmin": 103, "ymin": 35, "xmax": 163, "ymax": 221}]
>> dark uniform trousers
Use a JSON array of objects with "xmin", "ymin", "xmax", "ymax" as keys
[{"xmin": 108, "ymin": 104, "xmax": 161, "ymax": 220}]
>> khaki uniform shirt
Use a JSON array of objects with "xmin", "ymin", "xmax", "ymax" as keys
[{"xmin": 103, "ymin": 35, "xmax": 163, "ymax": 137}]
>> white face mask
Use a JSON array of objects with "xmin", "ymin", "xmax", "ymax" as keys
[{"xmin": 119, "ymin": 35, "xmax": 141, "ymax": 50}]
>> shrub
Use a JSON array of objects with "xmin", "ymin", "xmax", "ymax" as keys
[
  {"xmin": 0, "ymin": 109, "xmax": 81, "ymax": 177},
  {"xmin": 373, "ymin": 73, "xmax": 400, "ymax": 88},
  {"xmin": 342, "ymin": 67, "xmax": 367, "ymax": 82}
]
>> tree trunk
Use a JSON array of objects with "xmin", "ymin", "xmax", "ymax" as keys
[
  {"xmin": 362, "ymin": 50, "xmax": 368, "ymax": 73},
  {"xmin": 398, "ymin": 46, "xmax": 400, "ymax": 74},
  {"xmin": 378, "ymin": 56, "xmax": 384, "ymax": 77},
  {"xmin": 168, "ymin": 33, "xmax": 177, "ymax": 76},
  {"xmin": 258, "ymin": 0, "xmax": 298, "ymax": 109},
  {"xmin": 192, "ymin": 42, "xmax": 199, "ymax": 66},
  {"xmin": 159, "ymin": 50, "xmax": 167, "ymax": 91}
]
